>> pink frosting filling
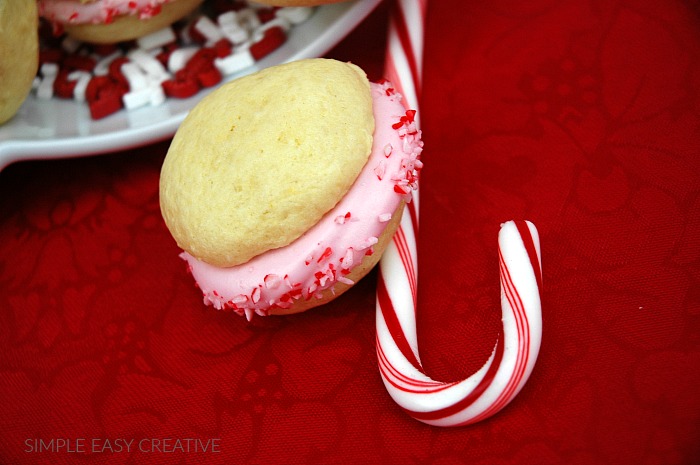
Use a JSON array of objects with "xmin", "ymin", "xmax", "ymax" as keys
[
  {"xmin": 181, "ymin": 82, "xmax": 423, "ymax": 319},
  {"xmin": 38, "ymin": 0, "xmax": 174, "ymax": 25}
]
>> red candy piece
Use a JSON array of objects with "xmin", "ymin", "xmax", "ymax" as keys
[
  {"xmin": 197, "ymin": 67, "xmax": 222, "ymax": 88},
  {"xmin": 250, "ymin": 26, "xmax": 286, "ymax": 60},
  {"xmin": 394, "ymin": 184, "xmax": 408, "ymax": 194},
  {"xmin": 187, "ymin": 48, "xmax": 216, "ymax": 74},
  {"xmin": 89, "ymin": 89, "xmax": 123, "ymax": 120},
  {"xmin": 162, "ymin": 78, "xmax": 200, "ymax": 99},
  {"xmin": 85, "ymin": 76, "xmax": 111, "ymax": 102},
  {"xmin": 53, "ymin": 71, "xmax": 77, "ymax": 99},
  {"xmin": 212, "ymin": 39, "xmax": 233, "ymax": 58},
  {"xmin": 317, "ymin": 247, "xmax": 333, "ymax": 263},
  {"xmin": 173, "ymin": 47, "xmax": 222, "ymax": 90},
  {"xmin": 108, "ymin": 57, "xmax": 131, "ymax": 89},
  {"xmin": 86, "ymin": 75, "xmax": 127, "ymax": 103}
]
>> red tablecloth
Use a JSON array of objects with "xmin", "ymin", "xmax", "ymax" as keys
[{"xmin": 1, "ymin": 0, "xmax": 699, "ymax": 463}]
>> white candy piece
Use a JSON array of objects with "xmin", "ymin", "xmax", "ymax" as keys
[
  {"xmin": 214, "ymin": 49, "xmax": 255, "ymax": 76},
  {"xmin": 167, "ymin": 46, "xmax": 200, "ymax": 74},
  {"xmin": 137, "ymin": 26, "xmax": 177, "ymax": 50},
  {"xmin": 217, "ymin": 11, "xmax": 238, "ymax": 27},
  {"xmin": 276, "ymin": 7, "xmax": 314, "ymax": 25},
  {"xmin": 123, "ymin": 82, "xmax": 167, "ymax": 110},
  {"xmin": 40, "ymin": 62, "xmax": 59, "ymax": 77},
  {"xmin": 36, "ymin": 74, "xmax": 57, "ymax": 100},
  {"xmin": 149, "ymin": 84, "xmax": 166, "ymax": 106},
  {"xmin": 193, "ymin": 15, "xmax": 224, "ymax": 44},
  {"xmin": 35, "ymin": 63, "xmax": 59, "ymax": 100},
  {"xmin": 128, "ymin": 49, "xmax": 170, "ymax": 82},
  {"xmin": 123, "ymin": 87, "xmax": 152, "ymax": 110},
  {"xmin": 67, "ymin": 70, "xmax": 91, "ymax": 102},
  {"xmin": 220, "ymin": 22, "xmax": 249, "ymax": 45},
  {"xmin": 120, "ymin": 62, "xmax": 149, "ymax": 91}
]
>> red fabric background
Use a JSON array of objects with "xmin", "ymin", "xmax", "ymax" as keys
[{"xmin": 2, "ymin": 0, "xmax": 699, "ymax": 463}]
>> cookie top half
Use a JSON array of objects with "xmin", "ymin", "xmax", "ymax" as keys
[{"xmin": 160, "ymin": 58, "xmax": 374, "ymax": 267}]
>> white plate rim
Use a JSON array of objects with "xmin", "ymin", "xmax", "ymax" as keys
[{"xmin": 0, "ymin": 0, "xmax": 383, "ymax": 170}]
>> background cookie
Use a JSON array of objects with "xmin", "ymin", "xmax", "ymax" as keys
[
  {"xmin": 0, "ymin": 0, "xmax": 38, "ymax": 124},
  {"xmin": 39, "ymin": 0, "xmax": 204, "ymax": 44}
]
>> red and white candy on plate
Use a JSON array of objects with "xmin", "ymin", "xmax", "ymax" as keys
[
  {"xmin": 33, "ymin": 1, "xmax": 315, "ymax": 120},
  {"xmin": 376, "ymin": 0, "xmax": 543, "ymax": 426}
]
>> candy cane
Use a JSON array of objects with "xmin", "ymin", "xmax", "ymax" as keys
[{"xmin": 377, "ymin": 0, "xmax": 543, "ymax": 426}]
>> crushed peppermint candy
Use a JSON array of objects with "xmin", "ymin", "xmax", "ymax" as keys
[
  {"xmin": 379, "ymin": 85, "xmax": 423, "ymax": 202},
  {"xmin": 35, "ymin": 1, "xmax": 316, "ymax": 120},
  {"xmin": 357, "ymin": 236, "xmax": 379, "ymax": 250},
  {"xmin": 384, "ymin": 143, "xmax": 393, "ymax": 157},
  {"xmin": 334, "ymin": 211, "xmax": 352, "ymax": 224},
  {"xmin": 264, "ymin": 273, "xmax": 282, "ymax": 289},
  {"xmin": 184, "ymin": 79, "xmax": 424, "ymax": 319},
  {"xmin": 374, "ymin": 161, "xmax": 386, "ymax": 180},
  {"xmin": 341, "ymin": 248, "xmax": 355, "ymax": 269}
]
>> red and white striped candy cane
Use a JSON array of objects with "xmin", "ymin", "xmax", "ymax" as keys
[{"xmin": 377, "ymin": 0, "xmax": 543, "ymax": 426}]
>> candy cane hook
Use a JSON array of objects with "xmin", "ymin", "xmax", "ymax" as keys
[
  {"xmin": 376, "ymin": 220, "xmax": 542, "ymax": 426},
  {"xmin": 377, "ymin": 0, "xmax": 542, "ymax": 426}
]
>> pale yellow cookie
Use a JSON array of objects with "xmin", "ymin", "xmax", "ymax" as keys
[
  {"xmin": 0, "ymin": 0, "xmax": 38, "ymax": 125},
  {"xmin": 160, "ymin": 58, "xmax": 374, "ymax": 267}
]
